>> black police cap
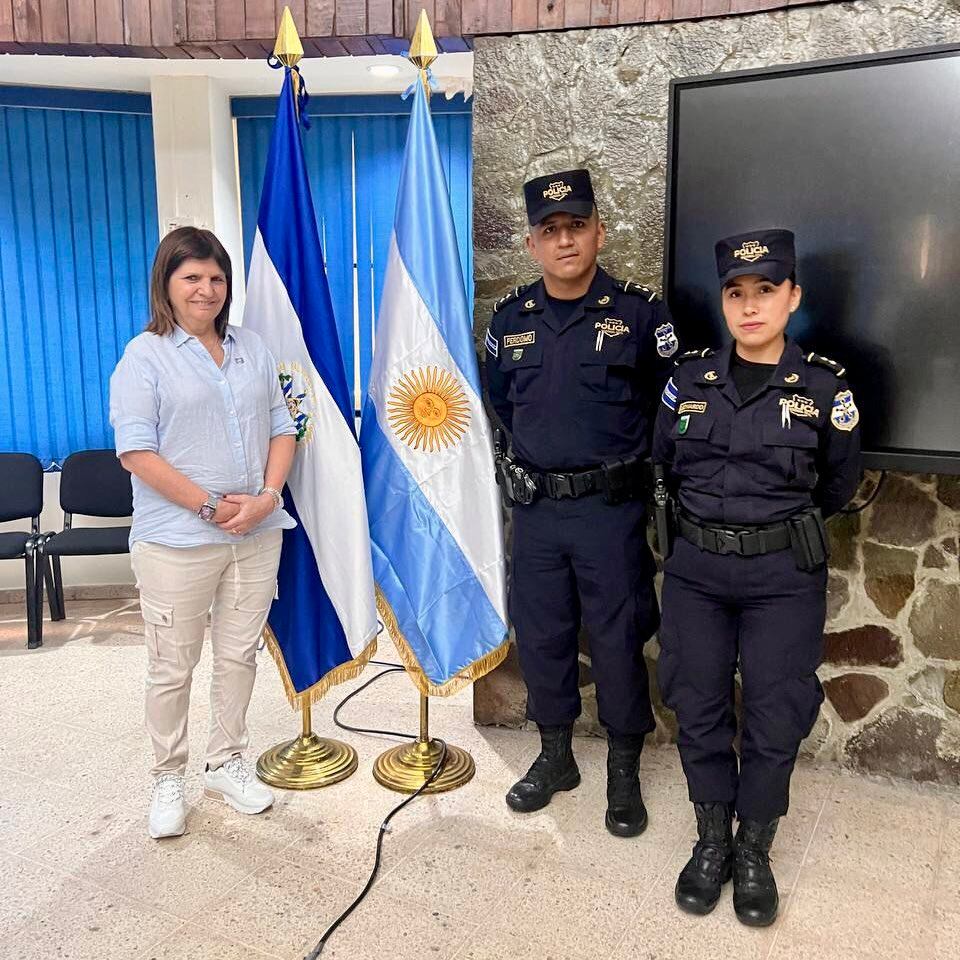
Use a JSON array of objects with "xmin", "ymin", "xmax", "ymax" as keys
[
  {"xmin": 715, "ymin": 229, "xmax": 796, "ymax": 286},
  {"xmin": 523, "ymin": 169, "xmax": 595, "ymax": 226}
]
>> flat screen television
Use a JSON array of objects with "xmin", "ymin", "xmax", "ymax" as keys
[{"xmin": 665, "ymin": 43, "xmax": 960, "ymax": 474}]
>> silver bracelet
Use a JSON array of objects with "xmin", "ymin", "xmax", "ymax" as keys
[{"xmin": 260, "ymin": 486, "xmax": 283, "ymax": 511}]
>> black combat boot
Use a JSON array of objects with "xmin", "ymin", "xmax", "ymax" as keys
[
  {"xmin": 604, "ymin": 734, "xmax": 648, "ymax": 837},
  {"xmin": 505, "ymin": 724, "xmax": 580, "ymax": 813},
  {"xmin": 675, "ymin": 803, "xmax": 734, "ymax": 915},
  {"xmin": 733, "ymin": 818, "xmax": 780, "ymax": 926}
]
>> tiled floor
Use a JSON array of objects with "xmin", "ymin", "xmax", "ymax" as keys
[{"xmin": 1, "ymin": 598, "xmax": 957, "ymax": 960}]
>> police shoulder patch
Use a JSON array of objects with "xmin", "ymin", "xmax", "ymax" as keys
[
  {"xmin": 493, "ymin": 286, "xmax": 522, "ymax": 313},
  {"xmin": 674, "ymin": 348, "xmax": 714, "ymax": 366},
  {"xmin": 831, "ymin": 389, "xmax": 860, "ymax": 431},
  {"xmin": 484, "ymin": 328, "xmax": 499, "ymax": 358},
  {"xmin": 805, "ymin": 351, "xmax": 847, "ymax": 377},
  {"xmin": 613, "ymin": 279, "xmax": 659, "ymax": 303}
]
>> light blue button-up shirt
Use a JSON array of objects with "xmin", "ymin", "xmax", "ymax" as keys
[{"xmin": 109, "ymin": 324, "xmax": 297, "ymax": 548}]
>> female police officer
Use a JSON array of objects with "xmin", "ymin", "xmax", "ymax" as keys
[{"xmin": 652, "ymin": 230, "xmax": 861, "ymax": 925}]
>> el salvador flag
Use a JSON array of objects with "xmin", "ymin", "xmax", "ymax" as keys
[
  {"xmin": 243, "ymin": 68, "xmax": 378, "ymax": 705},
  {"xmin": 359, "ymin": 82, "xmax": 508, "ymax": 695}
]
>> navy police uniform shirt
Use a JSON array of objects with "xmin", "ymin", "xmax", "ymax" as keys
[
  {"xmin": 653, "ymin": 338, "xmax": 861, "ymax": 525},
  {"xmin": 485, "ymin": 267, "xmax": 678, "ymax": 471}
]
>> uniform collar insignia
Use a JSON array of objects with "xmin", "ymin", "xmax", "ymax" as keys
[{"xmin": 520, "ymin": 282, "xmax": 545, "ymax": 312}]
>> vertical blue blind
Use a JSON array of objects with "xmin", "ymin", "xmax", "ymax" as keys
[
  {"xmin": 0, "ymin": 88, "xmax": 158, "ymax": 468},
  {"xmin": 234, "ymin": 95, "xmax": 473, "ymax": 412}
]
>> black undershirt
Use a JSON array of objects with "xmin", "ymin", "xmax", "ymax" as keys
[
  {"xmin": 731, "ymin": 352, "xmax": 778, "ymax": 402},
  {"xmin": 546, "ymin": 293, "xmax": 586, "ymax": 329}
]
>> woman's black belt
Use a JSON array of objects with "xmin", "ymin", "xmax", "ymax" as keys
[{"xmin": 678, "ymin": 513, "xmax": 792, "ymax": 556}]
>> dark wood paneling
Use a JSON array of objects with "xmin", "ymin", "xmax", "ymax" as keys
[
  {"xmin": 590, "ymin": 0, "xmax": 617, "ymax": 25},
  {"xmin": 123, "ymin": 0, "xmax": 151, "ymax": 42},
  {"xmin": 215, "ymin": 0, "xmax": 244, "ymax": 38},
  {"xmin": 0, "ymin": 0, "xmax": 843, "ymax": 56},
  {"xmin": 367, "ymin": 0, "xmax": 392, "ymax": 33},
  {"xmin": 40, "ymin": 0, "xmax": 67, "ymax": 40},
  {"xmin": 0, "ymin": 1, "xmax": 13, "ymax": 41},
  {"xmin": 672, "ymin": 0, "xmax": 700, "ymax": 15},
  {"xmin": 643, "ymin": 0, "xmax": 672, "ymax": 21},
  {"xmin": 148, "ymin": 0, "xmax": 174, "ymax": 44},
  {"xmin": 13, "ymin": 0, "xmax": 42, "ymax": 41},
  {"xmin": 336, "ymin": 0, "xmax": 366, "ymax": 34},
  {"xmin": 305, "ymin": 0, "xmax": 334, "ymax": 34},
  {"xmin": 340, "ymin": 33, "xmax": 373, "ymax": 52},
  {"xmin": 459, "ymin": 0, "xmax": 485, "ymax": 33},
  {"xmin": 186, "ymin": 0, "xmax": 214, "ymax": 39},
  {"xmin": 537, "ymin": 0, "xmax": 563, "ymax": 28},
  {"xmin": 181, "ymin": 40, "xmax": 217, "ymax": 55},
  {"xmin": 94, "ymin": 0, "xmax": 123, "ymax": 43},
  {"xmin": 563, "ymin": 0, "xmax": 590, "ymax": 28},
  {"xmin": 435, "ymin": 0, "xmax": 460, "ymax": 36},
  {"xmin": 244, "ymin": 0, "xmax": 275, "ymax": 37}
]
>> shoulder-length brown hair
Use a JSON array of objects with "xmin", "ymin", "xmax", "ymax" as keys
[{"xmin": 147, "ymin": 227, "xmax": 233, "ymax": 337}]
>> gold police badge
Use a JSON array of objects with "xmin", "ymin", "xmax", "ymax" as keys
[
  {"xmin": 387, "ymin": 366, "xmax": 471, "ymax": 452},
  {"xmin": 543, "ymin": 181, "xmax": 573, "ymax": 201},
  {"xmin": 734, "ymin": 240, "xmax": 770, "ymax": 263}
]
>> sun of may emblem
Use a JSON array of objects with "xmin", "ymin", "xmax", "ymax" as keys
[{"xmin": 387, "ymin": 366, "xmax": 471, "ymax": 452}]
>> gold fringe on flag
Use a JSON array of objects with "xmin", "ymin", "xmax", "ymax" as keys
[
  {"xmin": 262, "ymin": 624, "xmax": 378, "ymax": 710},
  {"xmin": 375, "ymin": 586, "xmax": 509, "ymax": 698}
]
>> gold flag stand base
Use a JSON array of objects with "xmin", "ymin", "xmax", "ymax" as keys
[
  {"xmin": 257, "ymin": 703, "xmax": 357, "ymax": 790},
  {"xmin": 373, "ymin": 693, "xmax": 475, "ymax": 794}
]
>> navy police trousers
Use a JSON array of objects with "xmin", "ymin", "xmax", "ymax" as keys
[
  {"xmin": 658, "ymin": 537, "xmax": 826, "ymax": 821},
  {"xmin": 510, "ymin": 496, "xmax": 659, "ymax": 738}
]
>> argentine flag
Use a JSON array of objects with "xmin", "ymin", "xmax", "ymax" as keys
[
  {"xmin": 359, "ymin": 82, "xmax": 508, "ymax": 695},
  {"xmin": 243, "ymin": 68, "xmax": 378, "ymax": 705}
]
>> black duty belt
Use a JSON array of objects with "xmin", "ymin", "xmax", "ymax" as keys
[
  {"xmin": 678, "ymin": 513, "xmax": 792, "ymax": 556},
  {"xmin": 535, "ymin": 466, "xmax": 605, "ymax": 500}
]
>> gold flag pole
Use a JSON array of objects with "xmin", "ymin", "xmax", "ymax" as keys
[
  {"xmin": 370, "ymin": 13, "xmax": 476, "ymax": 794},
  {"xmin": 256, "ymin": 8, "xmax": 358, "ymax": 790}
]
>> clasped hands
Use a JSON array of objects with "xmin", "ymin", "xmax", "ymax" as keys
[{"xmin": 213, "ymin": 493, "xmax": 275, "ymax": 536}]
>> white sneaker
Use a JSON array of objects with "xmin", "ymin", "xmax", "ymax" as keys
[
  {"xmin": 203, "ymin": 754, "xmax": 274, "ymax": 815},
  {"xmin": 149, "ymin": 773, "xmax": 187, "ymax": 839}
]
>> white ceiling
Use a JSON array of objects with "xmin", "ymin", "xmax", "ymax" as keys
[{"xmin": 0, "ymin": 51, "xmax": 473, "ymax": 99}]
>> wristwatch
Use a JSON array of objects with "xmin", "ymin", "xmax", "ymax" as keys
[{"xmin": 198, "ymin": 494, "xmax": 218, "ymax": 522}]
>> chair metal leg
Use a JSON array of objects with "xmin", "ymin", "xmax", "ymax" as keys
[
  {"xmin": 51, "ymin": 554, "xmax": 65, "ymax": 621},
  {"xmin": 24, "ymin": 549, "xmax": 40, "ymax": 649}
]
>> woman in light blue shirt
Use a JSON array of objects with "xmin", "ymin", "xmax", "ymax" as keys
[{"xmin": 110, "ymin": 227, "xmax": 296, "ymax": 840}]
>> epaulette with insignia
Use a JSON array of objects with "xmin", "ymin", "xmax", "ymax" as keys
[
  {"xmin": 613, "ymin": 279, "xmax": 659, "ymax": 303},
  {"xmin": 493, "ymin": 286, "xmax": 523, "ymax": 313},
  {"xmin": 674, "ymin": 348, "xmax": 714, "ymax": 366},
  {"xmin": 804, "ymin": 352, "xmax": 846, "ymax": 377}
]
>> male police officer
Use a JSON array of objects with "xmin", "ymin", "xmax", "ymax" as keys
[{"xmin": 484, "ymin": 169, "xmax": 679, "ymax": 837}]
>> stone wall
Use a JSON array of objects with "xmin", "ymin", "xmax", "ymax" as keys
[{"xmin": 471, "ymin": 0, "xmax": 960, "ymax": 785}]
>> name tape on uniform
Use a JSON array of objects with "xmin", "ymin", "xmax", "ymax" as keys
[
  {"xmin": 503, "ymin": 331, "xmax": 536, "ymax": 348},
  {"xmin": 677, "ymin": 401, "xmax": 707, "ymax": 416}
]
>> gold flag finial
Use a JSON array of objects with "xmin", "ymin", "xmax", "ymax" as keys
[
  {"xmin": 408, "ymin": 9, "xmax": 438, "ymax": 98},
  {"xmin": 274, "ymin": 6, "xmax": 304, "ymax": 69}
]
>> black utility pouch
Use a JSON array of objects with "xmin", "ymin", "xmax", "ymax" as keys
[
  {"xmin": 601, "ymin": 456, "xmax": 640, "ymax": 505},
  {"xmin": 788, "ymin": 509, "xmax": 829, "ymax": 572}
]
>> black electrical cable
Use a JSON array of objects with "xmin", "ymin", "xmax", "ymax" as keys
[
  {"xmin": 302, "ymin": 658, "xmax": 447, "ymax": 959},
  {"xmin": 838, "ymin": 469, "xmax": 886, "ymax": 515}
]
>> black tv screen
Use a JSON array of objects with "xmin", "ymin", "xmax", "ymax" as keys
[{"xmin": 665, "ymin": 44, "xmax": 960, "ymax": 475}]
